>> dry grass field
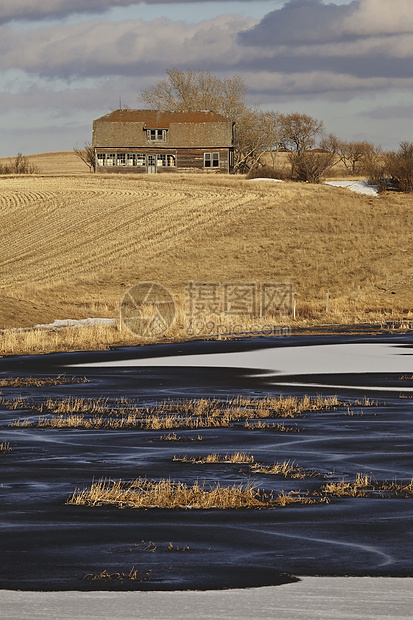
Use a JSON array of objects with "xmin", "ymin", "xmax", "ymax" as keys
[{"xmin": 1, "ymin": 150, "xmax": 413, "ymax": 355}]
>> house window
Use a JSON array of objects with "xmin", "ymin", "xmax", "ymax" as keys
[
  {"xmin": 126, "ymin": 153, "xmax": 135, "ymax": 166},
  {"xmin": 156, "ymin": 154, "xmax": 176, "ymax": 167},
  {"xmin": 204, "ymin": 152, "xmax": 220, "ymax": 168},
  {"xmin": 117, "ymin": 153, "xmax": 126, "ymax": 166},
  {"xmin": 106, "ymin": 153, "xmax": 116, "ymax": 166},
  {"xmin": 147, "ymin": 129, "xmax": 166, "ymax": 141},
  {"xmin": 157, "ymin": 154, "xmax": 166, "ymax": 167},
  {"xmin": 97, "ymin": 153, "xmax": 106, "ymax": 166},
  {"xmin": 136, "ymin": 154, "xmax": 146, "ymax": 166}
]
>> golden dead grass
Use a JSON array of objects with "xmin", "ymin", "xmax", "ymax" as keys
[
  {"xmin": 251, "ymin": 460, "xmax": 320, "ymax": 479},
  {"xmin": 173, "ymin": 452, "xmax": 255, "ymax": 464},
  {"xmin": 1, "ymin": 168, "xmax": 413, "ymax": 354},
  {"xmin": 0, "ymin": 441, "xmax": 11, "ymax": 453},
  {"xmin": 174, "ymin": 455, "xmax": 322, "ymax": 478},
  {"xmin": 320, "ymin": 474, "xmax": 413, "ymax": 498},
  {"xmin": 157, "ymin": 432, "xmax": 204, "ymax": 442},
  {"xmin": 0, "ymin": 374, "xmax": 88, "ymax": 388},
  {"xmin": 67, "ymin": 477, "xmax": 274, "ymax": 509},
  {"xmin": 83, "ymin": 566, "xmax": 151, "ymax": 583},
  {"xmin": 8, "ymin": 394, "xmax": 348, "ymax": 431}
]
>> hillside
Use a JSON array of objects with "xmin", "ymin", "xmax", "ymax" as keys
[
  {"xmin": 0, "ymin": 150, "xmax": 89, "ymax": 175},
  {"xmin": 1, "ymin": 168, "xmax": 413, "ymax": 353}
]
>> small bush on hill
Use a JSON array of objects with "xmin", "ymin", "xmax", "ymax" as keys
[
  {"xmin": 0, "ymin": 153, "xmax": 38, "ymax": 175},
  {"xmin": 246, "ymin": 165, "xmax": 288, "ymax": 180},
  {"xmin": 289, "ymin": 150, "xmax": 335, "ymax": 183}
]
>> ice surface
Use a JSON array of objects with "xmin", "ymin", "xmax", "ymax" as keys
[
  {"xmin": 1, "ymin": 578, "xmax": 412, "ymax": 620},
  {"xmin": 70, "ymin": 342, "xmax": 413, "ymax": 378}
]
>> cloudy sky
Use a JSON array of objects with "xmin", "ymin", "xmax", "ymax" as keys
[{"xmin": 1, "ymin": 0, "xmax": 413, "ymax": 156}]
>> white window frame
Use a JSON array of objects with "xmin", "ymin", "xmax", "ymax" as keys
[
  {"xmin": 147, "ymin": 129, "xmax": 166, "ymax": 142},
  {"xmin": 204, "ymin": 152, "xmax": 220, "ymax": 168}
]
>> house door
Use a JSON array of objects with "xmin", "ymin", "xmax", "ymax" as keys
[{"xmin": 147, "ymin": 155, "xmax": 156, "ymax": 174}]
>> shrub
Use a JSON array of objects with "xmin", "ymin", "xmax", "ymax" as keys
[
  {"xmin": 361, "ymin": 148, "xmax": 387, "ymax": 192},
  {"xmin": 246, "ymin": 165, "xmax": 288, "ymax": 180},
  {"xmin": 289, "ymin": 150, "xmax": 335, "ymax": 183},
  {"xmin": 0, "ymin": 153, "xmax": 38, "ymax": 175},
  {"xmin": 386, "ymin": 141, "xmax": 413, "ymax": 193}
]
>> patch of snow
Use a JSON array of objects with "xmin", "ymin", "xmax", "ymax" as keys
[
  {"xmin": 247, "ymin": 177, "xmax": 283, "ymax": 182},
  {"xmin": 33, "ymin": 318, "xmax": 117, "ymax": 330},
  {"xmin": 325, "ymin": 180, "xmax": 379, "ymax": 196}
]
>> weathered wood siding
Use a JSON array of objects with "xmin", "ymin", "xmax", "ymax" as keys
[{"xmin": 95, "ymin": 147, "xmax": 233, "ymax": 174}]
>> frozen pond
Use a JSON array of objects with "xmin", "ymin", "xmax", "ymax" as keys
[{"xmin": 0, "ymin": 330, "xmax": 412, "ymax": 595}]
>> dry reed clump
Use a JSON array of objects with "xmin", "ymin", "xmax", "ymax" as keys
[
  {"xmin": 251, "ymin": 460, "xmax": 320, "ymax": 479},
  {"xmin": 244, "ymin": 421, "xmax": 300, "ymax": 432},
  {"xmin": 319, "ymin": 474, "xmax": 413, "ymax": 498},
  {"xmin": 8, "ymin": 394, "xmax": 350, "ymax": 431},
  {"xmin": 83, "ymin": 567, "xmax": 151, "ymax": 583},
  {"xmin": 0, "ymin": 396, "xmax": 28, "ymax": 410},
  {"xmin": 8, "ymin": 394, "xmax": 371, "ymax": 431},
  {"xmin": 67, "ymin": 477, "xmax": 273, "ymax": 510},
  {"xmin": 0, "ymin": 374, "xmax": 89, "ymax": 388},
  {"xmin": 174, "ymin": 455, "xmax": 323, "ymax": 479},
  {"xmin": 274, "ymin": 490, "xmax": 321, "ymax": 507},
  {"xmin": 128, "ymin": 540, "xmax": 190, "ymax": 553},
  {"xmin": 173, "ymin": 452, "xmax": 255, "ymax": 464},
  {"xmin": 0, "ymin": 441, "xmax": 11, "ymax": 453},
  {"xmin": 157, "ymin": 433, "xmax": 204, "ymax": 442}
]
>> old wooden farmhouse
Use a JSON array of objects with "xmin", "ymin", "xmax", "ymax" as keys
[{"xmin": 92, "ymin": 109, "xmax": 235, "ymax": 174}]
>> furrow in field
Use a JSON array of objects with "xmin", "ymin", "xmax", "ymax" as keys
[
  {"xmin": 0, "ymin": 188, "xmax": 159, "ymax": 281},
  {"xmin": 2, "ymin": 187, "xmax": 262, "ymax": 287}
]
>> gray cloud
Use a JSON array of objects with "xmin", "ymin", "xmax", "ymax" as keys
[
  {"xmin": 0, "ymin": 16, "xmax": 256, "ymax": 79},
  {"xmin": 359, "ymin": 104, "xmax": 413, "ymax": 120},
  {"xmin": 1, "ymin": 0, "xmax": 413, "ymax": 126},
  {"xmin": 239, "ymin": 0, "xmax": 357, "ymax": 46},
  {"xmin": 0, "ymin": 0, "xmax": 271, "ymax": 25},
  {"xmin": 239, "ymin": 0, "xmax": 413, "ymax": 46}
]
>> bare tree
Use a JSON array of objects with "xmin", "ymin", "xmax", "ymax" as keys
[
  {"xmin": 139, "ymin": 68, "xmax": 248, "ymax": 120},
  {"xmin": 280, "ymin": 113, "xmax": 325, "ymax": 154},
  {"xmin": 386, "ymin": 141, "xmax": 413, "ymax": 192},
  {"xmin": 258, "ymin": 111, "xmax": 285, "ymax": 169},
  {"xmin": 335, "ymin": 140, "xmax": 376, "ymax": 175},
  {"xmin": 139, "ymin": 68, "xmax": 267, "ymax": 173},
  {"xmin": 233, "ymin": 108, "xmax": 272, "ymax": 173},
  {"xmin": 289, "ymin": 150, "xmax": 336, "ymax": 183},
  {"xmin": 73, "ymin": 142, "xmax": 95, "ymax": 172},
  {"xmin": 360, "ymin": 145, "xmax": 387, "ymax": 191}
]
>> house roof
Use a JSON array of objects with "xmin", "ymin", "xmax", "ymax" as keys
[{"xmin": 94, "ymin": 109, "xmax": 231, "ymax": 128}]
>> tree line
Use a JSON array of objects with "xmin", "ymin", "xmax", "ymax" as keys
[{"xmin": 137, "ymin": 68, "xmax": 413, "ymax": 191}]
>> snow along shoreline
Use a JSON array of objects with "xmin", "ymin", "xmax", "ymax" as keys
[{"xmin": 1, "ymin": 578, "xmax": 412, "ymax": 620}]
